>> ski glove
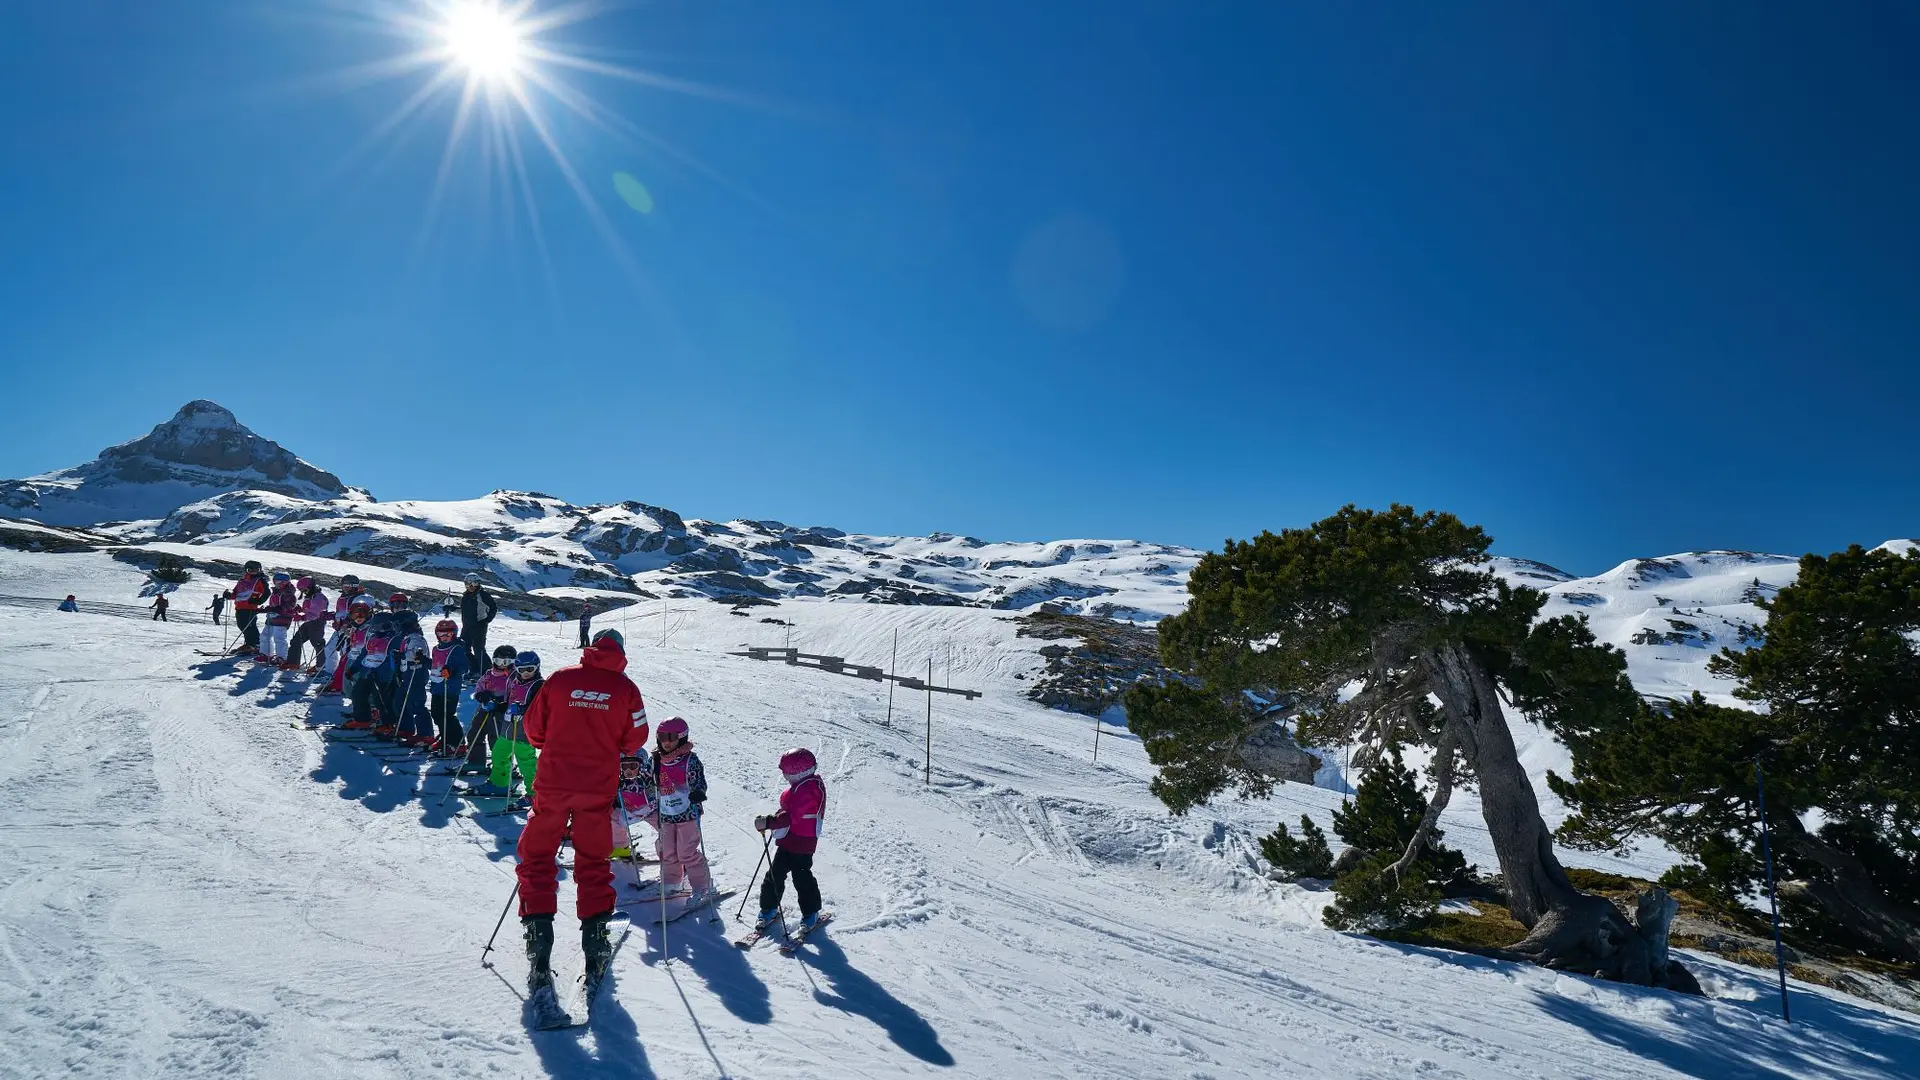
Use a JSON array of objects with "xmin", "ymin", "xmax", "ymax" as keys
[{"xmin": 754, "ymin": 815, "xmax": 769, "ymax": 832}]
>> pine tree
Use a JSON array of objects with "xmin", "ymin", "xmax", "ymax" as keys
[
  {"xmin": 151, "ymin": 553, "xmax": 190, "ymax": 584},
  {"xmin": 1126, "ymin": 504, "xmax": 1692, "ymax": 989},
  {"xmin": 1331, "ymin": 745, "xmax": 1468, "ymax": 887},
  {"xmin": 1260, "ymin": 816, "xmax": 1334, "ymax": 880},
  {"xmin": 1552, "ymin": 545, "xmax": 1920, "ymax": 963}
]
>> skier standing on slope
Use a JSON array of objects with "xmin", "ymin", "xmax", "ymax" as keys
[
  {"xmin": 343, "ymin": 611, "xmax": 399, "ymax": 730},
  {"xmin": 578, "ymin": 602, "xmax": 593, "ymax": 648},
  {"xmin": 207, "ymin": 592, "xmax": 225, "ymax": 625},
  {"xmin": 426, "ymin": 618, "xmax": 470, "ymax": 753},
  {"xmin": 286, "ymin": 578, "xmax": 330, "ymax": 670},
  {"xmin": 650, "ymin": 717, "xmax": 715, "ymax": 908},
  {"xmin": 261, "ymin": 573, "xmax": 298, "ymax": 664},
  {"xmin": 491, "ymin": 652, "xmax": 545, "ymax": 801},
  {"xmin": 754, "ymin": 748, "xmax": 829, "ymax": 936},
  {"xmin": 384, "ymin": 594, "xmax": 428, "ymax": 738},
  {"xmin": 460, "ymin": 574, "xmax": 497, "ymax": 670},
  {"xmin": 229, "ymin": 561, "xmax": 268, "ymax": 654},
  {"xmin": 516, "ymin": 629, "xmax": 649, "ymax": 997},
  {"xmin": 326, "ymin": 592, "xmax": 372, "ymax": 696},
  {"xmin": 324, "ymin": 575, "xmax": 365, "ymax": 687},
  {"xmin": 149, "ymin": 593, "xmax": 169, "ymax": 621},
  {"xmin": 612, "ymin": 751, "xmax": 654, "ymax": 861},
  {"xmin": 460, "ymin": 645, "xmax": 519, "ymax": 782}
]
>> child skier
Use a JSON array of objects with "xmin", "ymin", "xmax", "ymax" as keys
[
  {"xmin": 651, "ymin": 717, "xmax": 714, "ymax": 907},
  {"xmin": 425, "ymin": 618, "xmax": 469, "ymax": 753},
  {"xmin": 612, "ymin": 751, "xmax": 655, "ymax": 859},
  {"xmin": 388, "ymin": 602, "xmax": 431, "ymax": 743},
  {"xmin": 286, "ymin": 577, "xmax": 330, "ymax": 671},
  {"xmin": 324, "ymin": 574, "xmax": 365, "ymax": 679},
  {"xmin": 342, "ymin": 611, "xmax": 399, "ymax": 730},
  {"xmin": 260, "ymin": 572, "xmax": 298, "ymax": 663},
  {"xmin": 229, "ymin": 561, "xmax": 268, "ymax": 654},
  {"xmin": 458, "ymin": 645, "xmax": 518, "ymax": 782},
  {"xmin": 754, "ymin": 747, "xmax": 828, "ymax": 935},
  {"xmin": 326, "ymin": 594, "xmax": 372, "ymax": 696},
  {"xmin": 488, "ymin": 650, "xmax": 544, "ymax": 805}
]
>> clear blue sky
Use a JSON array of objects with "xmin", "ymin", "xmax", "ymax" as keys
[{"xmin": 2, "ymin": 2, "xmax": 1915, "ymax": 574}]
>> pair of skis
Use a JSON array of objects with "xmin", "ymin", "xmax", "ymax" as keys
[{"xmin": 734, "ymin": 911, "xmax": 834, "ymax": 955}]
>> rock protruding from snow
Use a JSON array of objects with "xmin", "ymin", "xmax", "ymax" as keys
[{"xmin": 1, "ymin": 400, "xmax": 354, "ymax": 526}]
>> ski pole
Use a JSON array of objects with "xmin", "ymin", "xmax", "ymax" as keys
[
  {"xmin": 439, "ymin": 704, "xmax": 493, "ymax": 809},
  {"xmin": 481, "ymin": 879, "xmax": 520, "ymax": 967},
  {"xmin": 737, "ymin": 831, "xmax": 772, "ymax": 919}
]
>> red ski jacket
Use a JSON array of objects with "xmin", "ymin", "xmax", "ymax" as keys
[{"xmin": 523, "ymin": 640, "xmax": 649, "ymax": 799}]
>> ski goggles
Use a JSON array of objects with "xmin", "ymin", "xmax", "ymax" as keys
[
  {"xmin": 514, "ymin": 665, "xmax": 539, "ymax": 677},
  {"xmin": 435, "ymin": 629, "xmax": 457, "ymax": 639}
]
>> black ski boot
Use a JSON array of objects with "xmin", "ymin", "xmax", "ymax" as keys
[
  {"xmin": 582, "ymin": 912, "xmax": 614, "ymax": 983},
  {"xmin": 522, "ymin": 914, "xmax": 556, "ymax": 993}
]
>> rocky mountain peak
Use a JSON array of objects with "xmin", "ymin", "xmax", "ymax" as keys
[{"xmin": 98, "ymin": 400, "xmax": 347, "ymax": 494}]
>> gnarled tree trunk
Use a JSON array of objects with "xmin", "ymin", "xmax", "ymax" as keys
[{"xmin": 1422, "ymin": 642, "xmax": 1697, "ymax": 992}]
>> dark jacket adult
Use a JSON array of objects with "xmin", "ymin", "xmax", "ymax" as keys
[{"xmin": 460, "ymin": 586, "xmax": 498, "ymax": 628}]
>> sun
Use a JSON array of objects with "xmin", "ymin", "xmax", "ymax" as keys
[{"xmin": 440, "ymin": 1, "xmax": 526, "ymax": 81}]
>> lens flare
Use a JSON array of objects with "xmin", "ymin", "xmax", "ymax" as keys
[{"xmin": 441, "ymin": 2, "xmax": 524, "ymax": 81}]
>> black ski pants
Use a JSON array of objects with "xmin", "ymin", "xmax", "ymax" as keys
[
  {"xmin": 463, "ymin": 705, "xmax": 503, "ymax": 769},
  {"xmin": 431, "ymin": 686, "xmax": 465, "ymax": 748},
  {"xmin": 287, "ymin": 618, "xmax": 327, "ymax": 668},
  {"xmin": 152, "ymin": 609, "xmax": 168, "ymax": 621},
  {"xmin": 462, "ymin": 625, "xmax": 489, "ymax": 671},
  {"xmin": 759, "ymin": 847, "xmax": 820, "ymax": 918},
  {"xmin": 236, "ymin": 608, "xmax": 260, "ymax": 649}
]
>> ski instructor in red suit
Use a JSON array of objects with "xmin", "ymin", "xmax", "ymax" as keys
[{"xmin": 516, "ymin": 628, "xmax": 650, "ymax": 993}]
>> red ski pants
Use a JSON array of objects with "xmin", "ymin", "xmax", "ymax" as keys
[{"xmin": 517, "ymin": 791, "xmax": 617, "ymax": 920}]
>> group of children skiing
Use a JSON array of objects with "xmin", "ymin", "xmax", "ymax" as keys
[{"xmin": 211, "ymin": 559, "xmax": 831, "ymax": 1004}]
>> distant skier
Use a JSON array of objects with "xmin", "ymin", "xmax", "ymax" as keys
[
  {"xmin": 460, "ymin": 574, "xmax": 498, "ymax": 670},
  {"xmin": 229, "ymin": 561, "xmax": 268, "ymax": 654},
  {"xmin": 207, "ymin": 592, "xmax": 225, "ymax": 625},
  {"xmin": 578, "ymin": 602, "xmax": 593, "ymax": 648},
  {"xmin": 286, "ymin": 578, "xmax": 330, "ymax": 670},
  {"xmin": 650, "ymin": 717, "xmax": 714, "ymax": 908},
  {"xmin": 460, "ymin": 645, "xmax": 520, "ymax": 781},
  {"xmin": 58, "ymin": 595, "xmax": 78, "ymax": 612},
  {"xmin": 260, "ymin": 573, "xmax": 298, "ymax": 663},
  {"xmin": 426, "ymin": 618, "xmax": 470, "ymax": 753},
  {"xmin": 515, "ymin": 629, "xmax": 648, "ymax": 1000},
  {"xmin": 149, "ymin": 593, "xmax": 169, "ymax": 622},
  {"xmin": 754, "ymin": 747, "xmax": 828, "ymax": 937}
]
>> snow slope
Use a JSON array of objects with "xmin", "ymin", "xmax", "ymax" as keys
[{"xmin": 4, "ymin": 548, "xmax": 1915, "ymax": 1079}]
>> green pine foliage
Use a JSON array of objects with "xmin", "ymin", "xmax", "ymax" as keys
[
  {"xmin": 1324, "ymin": 852, "xmax": 1443, "ymax": 932},
  {"xmin": 151, "ymin": 554, "xmax": 191, "ymax": 584},
  {"xmin": 1551, "ymin": 545, "xmax": 1920, "ymax": 962},
  {"xmin": 1260, "ymin": 815, "xmax": 1334, "ymax": 880},
  {"xmin": 1331, "ymin": 745, "xmax": 1468, "ymax": 887}
]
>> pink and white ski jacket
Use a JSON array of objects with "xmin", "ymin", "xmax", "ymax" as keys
[
  {"xmin": 768, "ymin": 773, "xmax": 826, "ymax": 855},
  {"xmin": 300, "ymin": 591, "xmax": 331, "ymax": 624},
  {"xmin": 266, "ymin": 584, "xmax": 300, "ymax": 627}
]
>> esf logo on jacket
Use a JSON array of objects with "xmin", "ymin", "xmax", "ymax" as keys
[{"xmin": 569, "ymin": 689, "xmax": 612, "ymax": 709}]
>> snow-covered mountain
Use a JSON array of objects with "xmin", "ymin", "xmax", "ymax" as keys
[
  {"xmin": 1, "ymin": 402, "xmax": 1200, "ymax": 619},
  {"xmin": 0, "ymin": 400, "xmax": 356, "ymax": 526}
]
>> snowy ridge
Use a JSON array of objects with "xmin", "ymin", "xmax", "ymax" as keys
[
  {"xmin": 3, "ymin": 546, "xmax": 1914, "ymax": 1079},
  {"xmin": 0, "ymin": 400, "xmax": 355, "ymax": 526}
]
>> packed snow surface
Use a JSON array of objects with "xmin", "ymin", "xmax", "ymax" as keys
[{"xmin": 3, "ymin": 550, "xmax": 1915, "ymax": 1079}]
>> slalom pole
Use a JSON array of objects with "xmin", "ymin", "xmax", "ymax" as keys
[
  {"xmin": 738, "ymin": 832, "xmax": 772, "ymax": 919},
  {"xmin": 481, "ymin": 879, "xmax": 520, "ymax": 967},
  {"xmin": 1757, "ymin": 761, "xmax": 1792, "ymax": 1023},
  {"xmin": 885, "ymin": 629, "xmax": 898, "ymax": 728},
  {"xmin": 924, "ymin": 658, "xmax": 933, "ymax": 786}
]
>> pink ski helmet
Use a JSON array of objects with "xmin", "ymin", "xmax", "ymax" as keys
[
  {"xmin": 779, "ymin": 747, "xmax": 817, "ymax": 778},
  {"xmin": 296, "ymin": 576, "xmax": 314, "ymax": 591},
  {"xmin": 656, "ymin": 716, "xmax": 690, "ymax": 741}
]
